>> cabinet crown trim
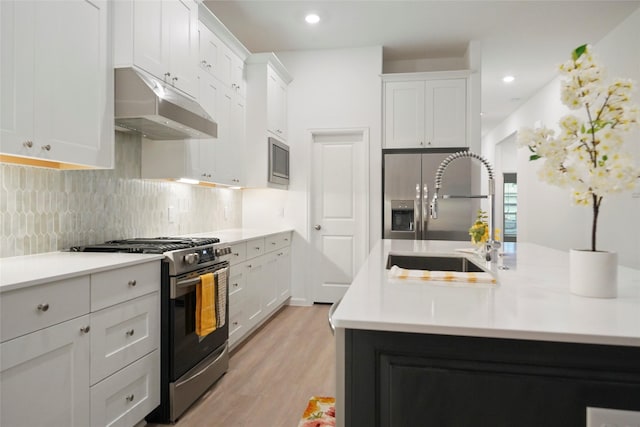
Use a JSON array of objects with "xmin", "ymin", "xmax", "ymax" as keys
[
  {"xmin": 246, "ymin": 52, "xmax": 293, "ymax": 83},
  {"xmin": 198, "ymin": 3, "xmax": 251, "ymax": 61},
  {"xmin": 382, "ymin": 70, "xmax": 471, "ymax": 82}
]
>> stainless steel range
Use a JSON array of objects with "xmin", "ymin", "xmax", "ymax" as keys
[{"xmin": 73, "ymin": 237, "xmax": 232, "ymax": 423}]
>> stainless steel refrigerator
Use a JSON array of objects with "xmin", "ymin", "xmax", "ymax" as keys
[{"xmin": 383, "ymin": 149, "xmax": 479, "ymax": 241}]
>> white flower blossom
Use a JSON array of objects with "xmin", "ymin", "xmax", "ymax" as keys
[{"xmin": 519, "ymin": 44, "xmax": 640, "ymax": 251}]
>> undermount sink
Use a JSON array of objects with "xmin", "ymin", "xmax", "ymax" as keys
[{"xmin": 386, "ymin": 253, "xmax": 485, "ymax": 273}]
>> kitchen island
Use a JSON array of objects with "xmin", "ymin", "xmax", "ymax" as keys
[{"xmin": 331, "ymin": 239, "xmax": 640, "ymax": 426}]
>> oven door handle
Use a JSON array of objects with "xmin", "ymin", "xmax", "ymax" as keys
[{"xmin": 177, "ymin": 277, "xmax": 202, "ymax": 288}]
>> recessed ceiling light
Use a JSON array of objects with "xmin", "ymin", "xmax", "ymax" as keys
[
  {"xmin": 502, "ymin": 75, "xmax": 515, "ymax": 83},
  {"xmin": 305, "ymin": 13, "xmax": 320, "ymax": 24}
]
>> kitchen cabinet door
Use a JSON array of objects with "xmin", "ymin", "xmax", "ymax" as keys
[
  {"xmin": 198, "ymin": 22, "xmax": 221, "ymax": 79},
  {"xmin": 384, "ymin": 81, "xmax": 426, "ymax": 148},
  {"xmin": 165, "ymin": 0, "xmax": 198, "ymax": 97},
  {"xmin": 1, "ymin": 0, "xmax": 113, "ymax": 168},
  {"xmin": 0, "ymin": 0, "xmax": 35, "ymax": 157},
  {"xmin": 1, "ymin": 315, "xmax": 91, "ymax": 427},
  {"xmin": 262, "ymin": 252, "xmax": 279, "ymax": 314},
  {"xmin": 244, "ymin": 257, "xmax": 265, "ymax": 331},
  {"xmin": 276, "ymin": 246, "xmax": 292, "ymax": 303},
  {"xmin": 213, "ymin": 92, "xmax": 245, "ymax": 186},
  {"xmin": 426, "ymin": 79, "xmax": 467, "ymax": 147},
  {"xmin": 129, "ymin": 0, "xmax": 198, "ymax": 97},
  {"xmin": 131, "ymin": 0, "xmax": 166, "ymax": 81},
  {"xmin": 267, "ymin": 65, "xmax": 288, "ymax": 140}
]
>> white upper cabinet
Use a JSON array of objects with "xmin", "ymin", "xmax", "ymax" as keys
[
  {"xmin": 245, "ymin": 53, "xmax": 292, "ymax": 188},
  {"xmin": 115, "ymin": 0, "xmax": 199, "ymax": 97},
  {"xmin": 267, "ymin": 66, "xmax": 288, "ymax": 140},
  {"xmin": 0, "ymin": 0, "xmax": 113, "ymax": 168},
  {"xmin": 198, "ymin": 22, "xmax": 221, "ymax": 79},
  {"xmin": 384, "ymin": 74, "xmax": 467, "ymax": 148}
]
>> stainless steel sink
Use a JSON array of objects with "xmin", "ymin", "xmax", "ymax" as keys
[{"xmin": 386, "ymin": 254, "xmax": 485, "ymax": 273}]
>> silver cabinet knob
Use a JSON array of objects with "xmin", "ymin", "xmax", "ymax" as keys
[
  {"xmin": 271, "ymin": 242, "xmax": 276, "ymax": 245},
  {"xmin": 164, "ymin": 72, "xmax": 171, "ymax": 77},
  {"xmin": 126, "ymin": 329, "xmax": 135, "ymax": 337},
  {"xmin": 80, "ymin": 326, "xmax": 90, "ymax": 334},
  {"xmin": 314, "ymin": 224, "xmax": 322, "ymax": 230},
  {"xmin": 128, "ymin": 280, "xmax": 137, "ymax": 287},
  {"xmin": 41, "ymin": 144, "xmax": 51, "ymax": 151},
  {"xmin": 172, "ymin": 76, "xmax": 179, "ymax": 82},
  {"xmin": 232, "ymin": 283, "xmax": 238, "ymax": 288},
  {"xmin": 37, "ymin": 303, "xmax": 49, "ymax": 312},
  {"xmin": 23, "ymin": 140, "xmax": 33, "ymax": 148},
  {"xmin": 125, "ymin": 394, "xmax": 134, "ymax": 403}
]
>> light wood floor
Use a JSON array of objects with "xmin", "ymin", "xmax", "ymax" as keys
[{"xmin": 149, "ymin": 304, "xmax": 336, "ymax": 427}]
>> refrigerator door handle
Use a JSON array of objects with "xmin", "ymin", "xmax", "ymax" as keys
[
  {"xmin": 414, "ymin": 183, "xmax": 421, "ymax": 239},
  {"xmin": 422, "ymin": 184, "xmax": 429, "ymax": 239}
]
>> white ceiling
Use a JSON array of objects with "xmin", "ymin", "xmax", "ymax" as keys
[{"xmin": 203, "ymin": 0, "xmax": 640, "ymax": 136}]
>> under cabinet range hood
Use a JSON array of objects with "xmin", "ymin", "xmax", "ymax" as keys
[{"xmin": 114, "ymin": 68, "xmax": 217, "ymax": 140}]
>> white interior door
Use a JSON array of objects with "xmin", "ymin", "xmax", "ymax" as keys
[{"xmin": 310, "ymin": 129, "xmax": 369, "ymax": 303}]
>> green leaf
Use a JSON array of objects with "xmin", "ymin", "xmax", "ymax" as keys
[
  {"xmin": 572, "ymin": 44, "xmax": 588, "ymax": 60},
  {"xmin": 530, "ymin": 154, "xmax": 541, "ymax": 161}
]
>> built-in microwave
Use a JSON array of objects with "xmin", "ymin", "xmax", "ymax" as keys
[{"xmin": 268, "ymin": 137, "xmax": 289, "ymax": 186}]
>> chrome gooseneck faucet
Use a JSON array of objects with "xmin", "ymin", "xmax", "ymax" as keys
[{"xmin": 429, "ymin": 151, "xmax": 501, "ymax": 262}]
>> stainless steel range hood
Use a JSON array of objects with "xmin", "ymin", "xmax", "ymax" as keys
[{"xmin": 114, "ymin": 68, "xmax": 217, "ymax": 140}]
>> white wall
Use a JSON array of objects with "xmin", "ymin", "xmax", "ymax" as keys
[
  {"xmin": 243, "ymin": 46, "xmax": 383, "ymax": 305},
  {"xmin": 482, "ymin": 8, "xmax": 640, "ymax": 268}
]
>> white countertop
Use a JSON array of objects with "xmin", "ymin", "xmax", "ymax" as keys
[
  {"xmin": 184, "ymin": 228, "xmax": 293, "ymax": 244},
  {"xmin": 332, "ymin": 239, "xmax": 640, "ymax": 347},
  {"xmin": 0, "ymin": 252, "xmax": 164, "ymax": 292},
  {"xmin": 0, "ymin": 228, "xmax": 293, "ymax": 293}
]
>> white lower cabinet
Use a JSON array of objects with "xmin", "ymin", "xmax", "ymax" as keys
[
  {"xmin": 244, "ymin": 255, "xmax": 265, "ymax": 331},
  {"xmin": 0, "ymin": 259, "xmax": 160, "ymax": 427},
  {"xmin": 0, "ymin": 315, "xmax": 91, "ymax": 427},
  {"xmin": 227, "ymin": 231, "xmax": 292, "ymax": 350},
  {"xmin": 90, "ymin": 350, "xmax": 160, "ymax": 427}
]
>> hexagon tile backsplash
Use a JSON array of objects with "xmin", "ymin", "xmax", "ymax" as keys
[{"xmin": 0, "ymin": 132, "xmax": 242, "ymax": 258}]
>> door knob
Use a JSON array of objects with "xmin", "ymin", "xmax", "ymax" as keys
[{"xmin": 314, "ymin": 224, "xmax": 322, "ymax": 230}]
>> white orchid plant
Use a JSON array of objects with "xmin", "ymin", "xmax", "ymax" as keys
[{"xmin": 518, "ymin": 44, "xmax": 640, "ymax": 252}]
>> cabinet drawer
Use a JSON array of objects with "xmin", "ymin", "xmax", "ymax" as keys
[
  {"xmin": 91, "ymin": 261, "xmax": 160, "ymax": 311},
  {"xmin": 265, "ymin": 232, "xmax": 291, "ymax": 251},
  {"xmin": 229, "ymin": 242, "xmax": 247, "ymax": 265},
  {"xmin": 1, "ymin": 276, "xmax": 90, "ymax": 342},
  {"xmin": 228, "ymin": 262, "xmax": 246, "ymax": 303},
  {"xmin": 90, "ymin": 292, "xmax": 159, "ymax": 385},
  {"xmin": 246, "ymin": 238, "xmax": 265, "ymax": 259},
  {"xmin": 90, "ymin": 350, "xmax": 160, "ymax": 427}
]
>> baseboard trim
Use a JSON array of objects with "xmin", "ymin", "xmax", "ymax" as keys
[{"xmin": 288, "ymin": 297, "xmax": 312, "ymax": 307}]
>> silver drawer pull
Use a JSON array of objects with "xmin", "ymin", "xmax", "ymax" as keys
[
  {"xmin": 80, "ymin": 326, "xmax": 90, "ymax": 334},
  {"xmin": 37, "ymin": 303, "xmax": 49, "ymax": 312},
  {"xmin": 254, "ymin": 247, "xmax": 260, "ymax": 250},
  {"xmin": 126, "ymin": 329, "xmax": 135, "ymax": 337},
  {"xmin": 128, "ymin": 280, "xmax": 137, "ymax": 287},
  {"xmin": 232, "ymin": 283, "xmax": 239, "ymax": 288},
  {"xmin": 233, "ymin": 253, "xmax": 239, "ymax": 256},
  {"xmin": 271, "ymin": 242, "xmax": 276, "ymax": 245},
  {"xmin": 125, "ymin": 394, "xmax": 135, "ymax": 402},
  {"xmin": 232, "ymin": 321, "xmax": 239, "ymax": 326},
  {"xmin": 247, "ymin": 264, "xmax": 252, "ymax": 268}
]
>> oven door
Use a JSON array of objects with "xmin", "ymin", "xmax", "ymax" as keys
[{"xmin": 169, "ymin": 262, "xmax": 229, "ymax": 382}]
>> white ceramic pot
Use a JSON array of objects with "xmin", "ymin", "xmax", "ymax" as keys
[{"xmin": 569, "ymin": 249, "xmax": 618, "ymax": 298}]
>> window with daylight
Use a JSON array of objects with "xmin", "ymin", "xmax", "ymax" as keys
[{"xmin": 503, "ymin": 173, "xmax": 517, "ymax": 242}]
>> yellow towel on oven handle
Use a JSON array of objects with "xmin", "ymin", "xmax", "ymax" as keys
[{"xmin": 196, "ymin": 272, "xmax": 217, "ymax": 337}]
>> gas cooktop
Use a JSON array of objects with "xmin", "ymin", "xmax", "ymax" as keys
[{"xmin": 71, "ymin": 237, "xmax": 221, "ymax": 254}]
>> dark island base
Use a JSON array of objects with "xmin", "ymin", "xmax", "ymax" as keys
[{"xmin": 345, "ymin": 329, "xmax": 640, "ymax": 427}]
